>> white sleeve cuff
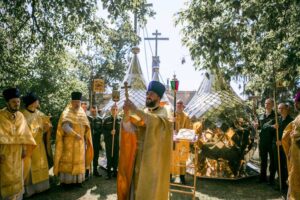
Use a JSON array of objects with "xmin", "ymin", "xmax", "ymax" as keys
[{"xmin": 62, "ymin": 122, "xmax": 73, "ymax": 134}]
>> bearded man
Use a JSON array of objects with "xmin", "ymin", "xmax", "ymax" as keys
[
  {"xmin": 21, "ymin": 92, "xmax": 52, "ymax": 196},
  {"xmin": 0, "ymin": 88, "xmax": 36, "ymax": 200},
  {"xmin": 170, "ymin": 99, "xmax": 192, "ymax": 184},
  {"xmin": 117, "ymin": 81, "xmax": 172, "ymax": 200},
  {"xmin": 54, "ymin": 92, "xmax": 93, "ymax": 185}
]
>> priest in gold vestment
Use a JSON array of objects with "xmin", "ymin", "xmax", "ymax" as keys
[
  {"xmin": 117, "ymin": 81, "xmax": 172, "ymax": 200},
  {"xmin": 0, "ymin": 88, "xmax": 36, "ymax": 200},
  {"xmin": 282, "ymin": 92, "xmax": 300, "ymax": 200},
  {"xmin": 21, "ymin": 92, "xmax": 52, "ymax": 196},
  {"xmin": 54, "ymin": 92, "xmax": 93, "ymax": 185},
  {"xmin": 174, "ymin": 100, "xmax": 192, "ymax": 133},
  {"xmin": 171, "ymin": 99, "xmax": 192, "ymax": 184}
]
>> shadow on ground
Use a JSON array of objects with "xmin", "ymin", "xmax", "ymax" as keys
[
  {"xmin": 28, "ymin": 173, "xmax": 283, "ymax": 200},
  {"xmin": 170, "ymin": 175, "xmax": 283, "ymax": 200},
  {"xmin": 28, "ymin": 168, "xmax": 117, "ymax": 200}
]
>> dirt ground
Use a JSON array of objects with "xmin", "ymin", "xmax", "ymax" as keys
[
  {"xmin": 27, "ymin": 144, "xmax": 284, "ymax": 200},
  {"xmin": 28, "ymin": 171, "xmax": 284, "ymax": 200}
]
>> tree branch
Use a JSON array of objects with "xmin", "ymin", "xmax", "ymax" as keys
[
  {"xmin": 31, "ymin": 0, "xmax": 43, "ymax": 35},
  {"xmin": 14, "ymin": 16, "xmax": 30, "ymax": 37}
]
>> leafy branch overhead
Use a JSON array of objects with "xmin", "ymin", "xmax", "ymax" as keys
[
  {"xmin": 0, "ymin": 0, "xmax": 153, "ymax": 125},
  {"xmin": 176, "ymin": 0, "xmax": 300, "ymax": 97}
]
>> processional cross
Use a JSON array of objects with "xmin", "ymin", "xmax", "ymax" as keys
[{"xmin": 121, "ymin": 81, "xmax": 132, "ymax": 101}]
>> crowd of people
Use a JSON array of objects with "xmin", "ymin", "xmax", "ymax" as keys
[
  {"xmin": 0, "ymin": 83, "xmax": 300, "ymax": 200},
  {"xmin": 0, "ymin": 81, "xmax": 173, "ymax": 200},
  {"xmin": 255, "ymin": 95, "xmax": 300, "ymax": 199}
]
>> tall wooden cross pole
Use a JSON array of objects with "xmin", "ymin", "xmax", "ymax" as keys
[{"xmin": 272, "ymin": 65, "xmax": 282, "ymax": 192}]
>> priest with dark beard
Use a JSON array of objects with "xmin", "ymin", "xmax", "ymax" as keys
[{"xmin": 117, "ymin": 81, "xmax": 173, "ymax": 200}]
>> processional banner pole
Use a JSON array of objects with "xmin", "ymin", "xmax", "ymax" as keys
[
  {"xmin": 170, "ymin": 75, "xmax": 179, "ymax": 131},
  {"xmin": 111, "ymin": 89, "xmax": 120, "ymax": 157},
  {"xmin": 272, "ymin": 66, "xmax": 282, "ymax": 192}
]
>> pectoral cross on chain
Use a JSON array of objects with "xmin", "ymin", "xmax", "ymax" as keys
[{"xmin": 121, "ymin": 81, "xmax": 131, "ymax": 101}]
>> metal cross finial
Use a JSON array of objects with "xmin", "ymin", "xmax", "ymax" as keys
[
  {"xmin": 145, "ymin": 30, "xmax": 169, "ymax": 78},
  {"xmin": 144, "ymin": 29, "xmax": 169, "ymax": 57}
]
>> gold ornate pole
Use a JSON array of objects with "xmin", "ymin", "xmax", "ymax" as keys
[
  {"xmin": 111, "ymin": 90, "xmax": 120, "ymax": 157},
  {"xmin": 173, "ymin": 90, "xmax": 176, "ymax": 130},
  {"xmin": 111, "ymin": 106, "xmax": 116, "ymax": 158},
  {"xmin": 272, "ymin": 66, "xmax": 282, "ymax": 192},
  {"xmin": 170, "ymin": 75, "xmax": 179, "ymax": 132}
]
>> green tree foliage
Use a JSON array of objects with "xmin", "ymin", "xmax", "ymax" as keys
[
  {"xmin": 176, "ymin": 0, "xmax": 300, "ymax": 99},
  {"xmin": 0, "ymin": 0, "xmax": 152, "ymax": 126}
]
